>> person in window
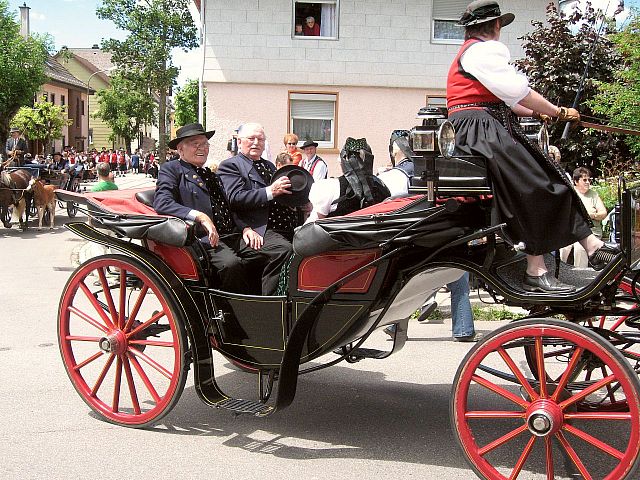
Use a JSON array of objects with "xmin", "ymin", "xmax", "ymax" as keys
[
  {"xmin": 282, "ymin": 133, "xmax": 303, "ymax": 165},
  {"xmin": 294, "ymin": 23, "xmax": 304, "ymax": 36},
  {"xmin": 446, "ymin": 0, "xmax": 619, "ymax": 293},
  {"xmin": 303, "ymin": 16, "xmax": 320, "ymax": 36},
  {"xmin": 300, "ymin": 140, "xmax": 328, "ymax": 181}
]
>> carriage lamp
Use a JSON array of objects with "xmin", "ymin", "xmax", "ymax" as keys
[{"xmin": 409, "ymin": 106, "xmax": 456, "ymax": 203}]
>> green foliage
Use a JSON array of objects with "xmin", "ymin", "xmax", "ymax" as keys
[
  {"xmin": 95, "ymin": 71, "xmax": 156, "ymax": 151},
  {"xmin": 515, "ymin": 2, "xmax": 629, "ymax": 174},
  {"xmin": 12, "ymin": 96, "xmax": 71, "ymax": 154},
  {"xmin": 0, "ymin": 0, "xmax": 50, "ymax": 141},
  {"xmin": 471, "ymin": 305, "xmax": 525, "ymax": 321},
  {"xmin": 174, "ymin": 79, "xmax": 204, "ymax": 128},
  {"xmin": 589, "ymin": 9, "xmax": 640, "ymax": 160},
  {"xmin": 97, "ymin": 0, "xmax": 198, "ymax": 161}
]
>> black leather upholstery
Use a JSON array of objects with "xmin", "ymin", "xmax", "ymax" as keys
[{"xmin": 135, "ymin": 189, "xmax": 155, "ymax": 207}]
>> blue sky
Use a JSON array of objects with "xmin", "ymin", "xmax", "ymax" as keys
[{"xmin": 6, "ymin": 0, "xmax": 200, "ymax": 86}]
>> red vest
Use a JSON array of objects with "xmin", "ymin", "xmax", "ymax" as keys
[{"xmin": 447, "ymin": 39, "xmax": 500, "ymax": 110}]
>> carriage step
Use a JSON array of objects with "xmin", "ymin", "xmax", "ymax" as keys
[
  {"xmin": 340, "ymin": 347, "xmax": 389, "ymax": 359},
  {"xmin": 216, "ymin": 398, "xmax": 273, "ymax": 416}
]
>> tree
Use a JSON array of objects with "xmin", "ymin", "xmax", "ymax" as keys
[
  {"xmin": 95, "ymin": 72, "xmax": 157, "ymax": 152},
  {"xmin": 174, "ymin": 79, "xmax": 205, "ymax": 128},
  {"xmin": 514, "ymin": 2, "xmax": 627, "ymax": 174},
  {"xmin": 12, "ymin": 96, "xmax": 72, "ymax": 155},
  {"xmin": 97, "ymin": 0, "xmax": 198, "ymax": 162},
  {"xmin": 589, "ymin": 9, "xmax": 640, "ymax": 162},
  {"xmin": 0, "ymin": 0, "xmax": 50, "ymax": 142}
]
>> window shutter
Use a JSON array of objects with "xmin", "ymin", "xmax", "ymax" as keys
[{"xmin": 432, "ymin": 0, "xmax": 467, "ymax": 20}]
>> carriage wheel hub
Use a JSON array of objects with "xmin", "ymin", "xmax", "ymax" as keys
[
  {"xmin": 526, "ymin": 399, "xmax": 563, "ymax": 437},
  {"xmin": 98, "ymin": 331, "xmax": 127, "ymax": 355}
]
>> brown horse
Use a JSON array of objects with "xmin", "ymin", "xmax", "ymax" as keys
[{"xmin": 0, "ymin": 168, "xmax": 32, "ymax": 230}]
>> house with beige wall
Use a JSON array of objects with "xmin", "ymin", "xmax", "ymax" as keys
[{"xmin": 197, "ymin": 0, "xmax": 554, "ymax": 174}]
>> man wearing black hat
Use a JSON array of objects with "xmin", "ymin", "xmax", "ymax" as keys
[
  {"xmin": 5, "ymin": 127, "xmax": 28, "ymax": 167},
  {"xmin": 218, "ymin": 123, "xmax": 299, "ymax": 296},
  {"xmin": 153, "ymin": 123, "xmax": 252, "ymax": 293},
  {"xmin": 447, "ymin": 0, "xmax": 619, "ymax": 293},
  {"xmin": 300, "ymin": 140, "xmax": 327, "ymax": 181}
]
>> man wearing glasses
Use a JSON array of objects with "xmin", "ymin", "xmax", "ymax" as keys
[
  {"xmin": 153, "ymin": 123, "xmax": 252, "ymax": 293},
  {"xmin": 218, "ymin": 123, "xmax": 295, "ymax": 295}
]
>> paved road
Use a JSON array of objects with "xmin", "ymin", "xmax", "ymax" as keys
[{"xmin": 0, "ymin": 174, "xmax": 515, "ymax": 479}]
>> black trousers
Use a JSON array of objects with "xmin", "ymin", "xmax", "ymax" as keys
[{"xmin": 207, "ymin": 230, "xmax": 292, "ymax": 295}]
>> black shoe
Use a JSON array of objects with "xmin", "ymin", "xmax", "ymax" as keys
[
  {"xmin": 588, "ymin": 242, "xmax": 621, "ymax": 271},
  {"xmin": 523, "ymin": 273, "xmax": 576, "ymax": 293},
  {"xmin": 417, "ymin": 301, "xmax": 438, "ymax": 322}
]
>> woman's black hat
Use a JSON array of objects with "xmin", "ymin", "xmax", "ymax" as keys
[
  {"xmin": 458, "ymin": 0, "xmax": 514, "ymax": 28},
  {"xmin": 168, "ymin": 123, "xmax": 215, "ymax": 149}
]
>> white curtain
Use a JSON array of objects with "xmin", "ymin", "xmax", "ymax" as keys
[{"xmin": 320, "ymin": 3, "xmax": 336, "ymax": 37}]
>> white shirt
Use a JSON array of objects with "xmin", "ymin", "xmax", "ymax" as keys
[
  {"xmin": 306, "ymin": 178, "xmax": 341, "ymax": 223},
  {"xmin": 377, "ymin": 168, "xmax": 409, "ymax": 198},
  {"xmin": 301, "ymin": 154, "xmax": 328, "ymax": 182},
  {"xmin": 460, "ymin": 40, "xmax": 530, "ymax": 107}
]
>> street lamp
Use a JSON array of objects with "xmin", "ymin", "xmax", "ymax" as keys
[{"xmin": 86, "ymin": 66, "xmax": 116, "ymax": 151}]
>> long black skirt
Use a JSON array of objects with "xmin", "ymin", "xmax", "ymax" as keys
[{"xmin": 449, "ymin": 107, "xmax": 591, "ymax": 255}]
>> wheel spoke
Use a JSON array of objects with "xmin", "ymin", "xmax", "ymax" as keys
[
  {"xmin": 565, "ymin": 412, "xmax": 632, "ymax": 421},
  {"xmin": 465, "ymin": 410, "xmax": 526, "ymax": 419},
  {"xmin": 112, "ymin": 356, "xmax": 122, "ymax": 413},
  {"xmin": 91, "ymin": 353, "xmax": 115, "ymax": 396},
  {"xmin": 472, "ymin": 374, "xmax": 530, "ymax": 409},
  {"xmin": 73, "ymin": 351, "xmax": 104, "ymax": 371},
  {"xmin": 551, "ymin": 346, "xmax": 584, "ymax": 402},
  {"xmin": 98, "ymin": 267, "xmax": 118, "ymax": 327},
  {"xmin": 535, "ymin": 336, "xmax": 548, "ymax": 398},
  {"xmin": 129, "ymin": 347, "xmax": 173, "ymax": 380},
  {"xmin": 65, "ymin": 335, "xmax": 102, "ymax": 342},
  {"xmin": 122, "ymin": 356, "xmax": 141, "ymax": 415},
  {"xmin": 478, "ymin": 424, "xmax": 528, "ymax": 456},
  {"xmin": 509, "ymin": 436, "xmax": 536, "ymax": 480},
  {"xmin": 127, "ymin": 310, "xmax": 167, "ymax": 339},
  {"xmin": 545, "ymin": 437, "xmax": 554, "ymax": 480},
  {"xmin": 600, "ymin": 365, "xmax": 618, "ymax": 405},
  {"xmin": 68, "ymin": 305, "xmax": 109, "ymax": 334},
  {"xmin": 498, "ymin": 346, "xmax": 539, "ymax": 401},
  {"xmin": 563, "ymin": 424, "xmax": 625, "ymax": 460},
  {"xmin": 78, "ymin": 280, "xmax": 114, "ymax": 330},
  {"xmin": 118, "ymin": 269, "xmax": 127, "ymax": 329},
  {"xmin": 555, "ymin": 431, "xmax": 593, "ymax": 480},
  {"xmin": 123, "ymin": 285, "xmax": 149, "ymax": 332},
  {"xmin": 127, "ymin": 352, "xmax": 161, "ymax": 403},
  {"xmin": 559, "ymin": 374, "xmax": 617, "ymax": 410}
]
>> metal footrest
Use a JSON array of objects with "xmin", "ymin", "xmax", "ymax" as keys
[{"xmin": 216, "ymin": 398, "xmax": 273, "ymax": 416}]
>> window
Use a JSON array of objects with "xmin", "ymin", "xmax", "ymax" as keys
[
  {"xmin": 289, "ymin": 92, "xmax": 337, "ymax": 149},
  {"xmin": 432, "ymin": 0, "xmax": 465, "ymax": 43},
  {"xmin": 42, "ymin": 92, "xmax": 49, "ymax": 102},
  {"xmin": 61, "ymin": 95, "xmax": 65, "ymax": 106},
  {"xmin": 293, "ymin": 1, "xmax": 338, "ymax": 39},
  {"xmin": 50, "ymin": 94, "xmax": 56, "ymax": 105},
  {"xmin": 76, "ymin": 99, "xmax": 81, "ymax": 127}
]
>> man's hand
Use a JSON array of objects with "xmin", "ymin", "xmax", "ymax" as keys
[
  {"xmin": 555, "ymin": 107, "xmax": 580, "ymax": 122},
  {"xmin": 194, "ymin": 212, "xmax": 219, "ymax": 247},
  {"xmin": 270, "ymin": 175, "xmax": 292, "ymax": 197},
  {"xmin": 243, "ymin": 227, "xmax": 263, "ymax": 250}
]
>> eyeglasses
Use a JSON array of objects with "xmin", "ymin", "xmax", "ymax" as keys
[
  {"xmin": 286, "ymin": 142, "xmax": 297, "ymax": 146},
  {"xmin": 186, "ymin": 141, "xmax": 210, "ymax": 150},
  {"xmin": 242, "ymin": 136, "xmax": 265, "ymax": 144},
  {"xmin": 580, "ymin": 178, "xmax": 591, "ymax": 183}
]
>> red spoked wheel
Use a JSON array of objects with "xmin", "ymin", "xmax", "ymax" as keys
[
  {"xmin": 451, "ymin": 318, "xmax": 640, "ymax": 479},
  {"xmin": 58, "ymin": 254, "xmax": 189, "ymax": 427}
]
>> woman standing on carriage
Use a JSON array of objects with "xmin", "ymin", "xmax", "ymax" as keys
[{"xmin": 446, "ymin": 0, "xmax": 620, "ymax": 293}]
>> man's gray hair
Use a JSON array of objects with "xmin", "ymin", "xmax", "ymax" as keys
[
  {"xmin": 306, "ymin": 16, "xmax": 315, "ymax": 22},
  {"xmin": 237, "ymin": 123, "xmax": 266, "ymax": 139},
  {"xmin": 96, "ymin": 162, "xmax": 111, "ymax": 178}
]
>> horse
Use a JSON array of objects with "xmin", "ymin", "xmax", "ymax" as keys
[
  {"xmin": 26, "ymin": 178, "xmax": 56, "ymax": 230},
  {"xmin": 0, "ymin": 168, "xmax": 32, "ymax": 230}
]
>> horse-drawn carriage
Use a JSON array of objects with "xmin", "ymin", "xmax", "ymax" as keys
[{"xmin": 55, "ymin": 115, "xmax": 640, "ymax": 479}]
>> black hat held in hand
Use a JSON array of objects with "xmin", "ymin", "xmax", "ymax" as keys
[{"xmin": 271, "ymin": 165, "xmax": 314, "ymax": 207}]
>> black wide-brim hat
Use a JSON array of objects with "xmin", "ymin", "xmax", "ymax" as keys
[
  {"xmin": 271, "ymin": 165, "xmax": 314, "ymax": 207},
  {"xmin": 458, "ymin": 0, "xmax": 514, "ymax": 28},
  {"xmin": 301, "ymin": 139, "xmax": 318, "ymax": 149},
  {"xmin": 168, "ymin": 123, "xmax": 215, "ymax": 149}
]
